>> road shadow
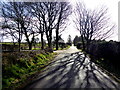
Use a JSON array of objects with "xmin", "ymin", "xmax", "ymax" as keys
[{"xmin": 23, "ymin": 52, "xmax": 120, "ymax": 89}]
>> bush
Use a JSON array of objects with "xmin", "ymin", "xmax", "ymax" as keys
[
  {"xmin": 77, "ymin": 42, "xmax": 82, "ymax": 49},
  {"xmin": 88, "ymin": 40, "xmax": 120, "ymax": 70}
]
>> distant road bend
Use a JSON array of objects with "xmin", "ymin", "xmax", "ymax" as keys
[{"xmin": 24, "ymin": 45, "xmax": 120, "ymax": 89}]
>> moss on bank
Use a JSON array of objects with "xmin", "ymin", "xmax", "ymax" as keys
[{"xmin": 2, "ymin": 50, "xmax": 57, "ymax": 89}]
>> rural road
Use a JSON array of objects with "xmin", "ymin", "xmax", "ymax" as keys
[{"xmin": 24, "ymin": 45, "xmax": 120, "ymax": 89}]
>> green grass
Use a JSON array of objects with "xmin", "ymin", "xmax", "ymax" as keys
[
  {"xmin": 53, "ymin": 47, "xmax": 62, "ymax": 50},
  {"xmin": 32, "ymin": 48, "xmax": 40, "ymax": 50},
  {"xmin": 63, "ymin": 45, "xmax": 70, "ymax": 50},
  {"xmin": 2, "ymin": 51, "xmax": 56, "ymax": 89},
  {"xmin": 0, "ymin": 42, "xmax": 14, "ymax": 45}
]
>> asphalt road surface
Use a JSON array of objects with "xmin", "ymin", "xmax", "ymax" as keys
[{"xmin": 24, "ymin": 45, "xmax": 120, "ymax": 89}]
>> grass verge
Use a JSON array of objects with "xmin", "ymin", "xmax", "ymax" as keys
[{"xmin": 2, "ymin": 51, "xmax": 57, "ymax": 90}]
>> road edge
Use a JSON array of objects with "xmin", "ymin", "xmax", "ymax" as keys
[{"xmin": 94, "ymin": 63, "xmax": 120, "ymax": 84}]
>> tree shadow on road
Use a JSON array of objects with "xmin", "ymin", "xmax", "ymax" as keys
[{"xmin": 24, "ymin": 52, "xmax": 120, "ymax": 89}]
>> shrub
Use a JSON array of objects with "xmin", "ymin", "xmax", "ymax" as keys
[{"xmin": 88, "ymin": 40, "xmax": 120, "ymax": 70}]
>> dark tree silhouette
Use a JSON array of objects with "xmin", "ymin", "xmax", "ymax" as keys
[
  {"xmin": 55, "ymin": 2, "xmax": 71, "ymax": 50},
  {"xmin": 1, "ymin": 18, "xmax": 22, "ymax": 47},
  {"xmin": 74, "ymin": 2, "xmax": 115, "ymax": 51},
  {"xmin": 67, "ymin": 35, "xmax": 72, "ymax": 46},
  {"xmin": 1, "ymin": 2, "xmax": 24, "ymax": 51},
  {"xmin": 38, "ymin": 2, "xmax": 59, "ymax": 49},
  {"xmin": 73, "ymin": 36, "xmax": 81, "ymax": 46},
  {"xmin": 29, "ymin": 2, "xmax": 45, "ymax": 50},
  {"xmin": 1, "ymin": 1, "xmax": 72, "ymax": 50},
  {"xmin": 1, "ymin": 2, "xmax": 38, "ymax": 50}
]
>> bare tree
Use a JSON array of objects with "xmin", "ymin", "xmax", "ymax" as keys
[
  {"xmin": 1, "ymin": 1, "xmax": 72, "ymax": 51},
  {"xmin": 29, "ymin": 2, "xmax": 46, "ymax": 50},
  {"xmin": 34, "ymin": 2, "xmax": 71, "ymax": 50},
  {"xmin": 1, "ymin": 2, "xmax": 38, "ymax": 50},
  {"xmin": 39, "ymin": 2, "xmax": 60, "ymax": 49},
  {"xmin": 67, "ymin": 35, "xmax": 72, "ymax": 46},
  {"xmin": 1, "ymin": 18, "xmax": 22, "ymax": 46},
  {"xmin": 55, "ymin": 2, "xmax": 72, "ymax": 50},
  {"xmin": 74, "ymin": 2, "xmax": 115, "ymax": 51},
  {"xmin": 1, "ymin": 2, "xmax": 23, "ymax": 51}
]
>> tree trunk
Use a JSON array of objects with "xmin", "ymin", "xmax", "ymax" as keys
[
  {"xmin": 81, "ymin": 35, "xmax": 85, "ymax": 51},
  {"xmin": 46, "ymin": 33, "xmax": 50, "ymax": 48},
  {"xmin": 46, "ymin": 29, "xmax": 52, "ymax": 49},
  {"xmin": 56, "ymin": 29, "xmax": 59, "ymax": 50},
  {"xmin": 18, "ymin": 22, "xmax": 21, "ymax": 52},
  {"xmin": 48, "ymin": 38, "xmax": 52, "ymax": 49},
  {"xmin": 28, "ymin": 42, "xmax": 32, "ymax": 50},
  {"xmin": 41, "ymin": 33, "xmax": 44, "ymax": 50},
  {"xmin": 49, "ymin": 31, "xmax": 52, "ymax": 49},
  {"xmin": 86, "ymin": 40, "xmax": 91, "ymax": 53},
  {"xmin": 18, "ymin": 39, "xmax": 21, "ymax": 52},
  {"xmin": 56, "ymin": 8, "xmax": 62, "ymax": 50}
]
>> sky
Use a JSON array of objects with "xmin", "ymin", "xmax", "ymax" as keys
[
  {"xmin": 61, "ymin": 0, "xmax": 119, "ymax": 42},
  {"xmin": 0, "ymin": 0, "xmax": 119, "ymax": 42}
]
